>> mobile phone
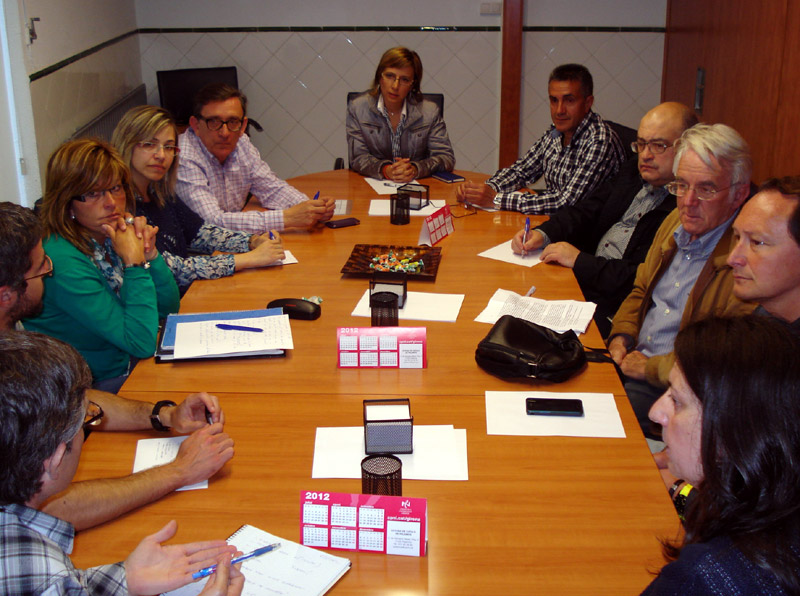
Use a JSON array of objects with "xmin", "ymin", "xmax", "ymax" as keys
[
  {"xmin": 525, "ymin": 397, "xmax": 584, "ymax": 417},
  {"xmin": 325, "ymin": 217, "xmax": 360, "ymax": 229}
]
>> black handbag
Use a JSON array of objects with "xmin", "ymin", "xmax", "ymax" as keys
[{"xmin": 475, "ymin": 315, "xmax": 587, "ymax": 383}]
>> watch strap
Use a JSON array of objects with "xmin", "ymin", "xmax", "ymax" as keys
[{"xmin": 150, "ymin": 400, "xmax": 177, "ymax": 431}]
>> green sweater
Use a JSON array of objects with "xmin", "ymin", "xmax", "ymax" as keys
[{"xmin": 24, "ymin": 234, "xmax": 180, "ymax": 381}]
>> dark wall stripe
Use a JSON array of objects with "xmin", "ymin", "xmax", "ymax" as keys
[{"xmin": 29, "ymin": 25, "xmax": 665, "ymax": 82}]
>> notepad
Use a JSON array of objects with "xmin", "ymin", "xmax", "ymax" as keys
[{"xmin": 162, "ymin": 524, "xmax": 351, "ymax": 596}]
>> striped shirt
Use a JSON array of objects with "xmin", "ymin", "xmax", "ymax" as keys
[{"xmin": 377, "ymin": 94, "xmax": 408, "ymax": 160}]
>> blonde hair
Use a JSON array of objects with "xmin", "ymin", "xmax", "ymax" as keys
[
  {"xmin": 40, "ymin": 138, "xmax": 133, "ymax": 255},
  {"xmin": 111, "ymin": 105, "xmax": 179, "ymax": 208},
  {"xmin": 369, "ymin": 47, "xmax": 423, "ymax": 99}
]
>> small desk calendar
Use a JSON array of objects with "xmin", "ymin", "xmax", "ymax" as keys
[
  {"xmin": 418, "ymin": 204, "xmax": 454, "ymax": 246},
  {"xmin": 337, "ymin": 327, "xmax": 427, "ymax": 368},
  {"xmin": 300, "ymin": 490, "xmax": 427, "ymax": 557}
]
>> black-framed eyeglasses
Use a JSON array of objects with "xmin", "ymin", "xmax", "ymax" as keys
[
  {"xmin": 197, "ymin": 116, "xmax": 244, "ymax": 132},
  {"xmin": 382, "ymin": 72, "xmax": 414, "ymax": 87},
  {"xmin": 137, "ymin": 141, "xmax": 180, "ymax": 155},
  {"xmin": 631, "ymin": 140, "xmax": 673, "ymax": 155},
  {"xmin": 24, "ymin": 255, "xmax": 53, "ymax": 281},
  {"xmin": 665, "ymin": 180, "xmax": 738, "ymax": 201},
  {"xmin": 73, "ymin": 184, "xmax": 125, "ymax": 203},
  {"xmin": 83, "ymin": 401, "xmax": 104, "ymax": 440}
]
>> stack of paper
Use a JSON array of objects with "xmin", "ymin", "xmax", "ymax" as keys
[
  {"xmin": 312, "ymin": 425, "xmax": 468, "ymax": 480},
  {"xmin": 352, "ymin": 289, "xmax": 465, "ymax": 322},
  {"xmin": 475, "ymin": 288, "xmax": 596, "ymax": 334}
]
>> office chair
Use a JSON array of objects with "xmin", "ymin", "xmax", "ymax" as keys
[
  {"xmin": 606, "ymin": 120, "xmax": 638, "ymax": 160},
  {"xmin": 157, "ymin": 66, "xmax": 262, "ymax": 133},
  {"xmin": 335, "ymin": 91, "xmax": 445, "ymax": 169}
]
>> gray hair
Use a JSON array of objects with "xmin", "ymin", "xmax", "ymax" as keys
[{"xmin": 673, "ymin": 123, "xmax": 752, "ymax": 187}]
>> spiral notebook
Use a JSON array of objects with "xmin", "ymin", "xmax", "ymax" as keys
[{"xmin": 163, "ymin": 524, "xmax": 351, "ymax": 596}]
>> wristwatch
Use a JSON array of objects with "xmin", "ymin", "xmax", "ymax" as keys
[
  {"xmin": 493, "ymin": 194, "xmax": 503, "ymax": 209},
  {"xmin": 150, "ymin": 400, "xmax": 177, "ymax": 431},
  {"xmin": 125, "ymin": 261, "xmax": 151, "ymax": 270}
]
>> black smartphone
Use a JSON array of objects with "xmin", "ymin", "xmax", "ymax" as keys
[
  {"xmin": 525, "ymin": 397, "xmax": 584, "ymax": 417},
  {"xmin": 325, "ymin": 217, "xmax": 360, "ymax": 229}
]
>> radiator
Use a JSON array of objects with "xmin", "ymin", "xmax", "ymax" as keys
[{"xmin": 71, "ymin": 84, "xmax": 147, "ymax": 142}]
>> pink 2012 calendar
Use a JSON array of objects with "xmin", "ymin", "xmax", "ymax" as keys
[{"xmin": 300, "ymin": 490, "xmax": 427, "ymax": 557}]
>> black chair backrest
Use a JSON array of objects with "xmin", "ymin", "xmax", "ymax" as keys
[
  {"xmin": 157, "ymin": 67, "xmax": 239, "ymax": 126},
  {"xmin": 606, "ymin": 120, "xmax": 638, "ymax": 160},
  {"xmin": 347, "ymin": 91, "xmax": 444, "ymax": 117}
]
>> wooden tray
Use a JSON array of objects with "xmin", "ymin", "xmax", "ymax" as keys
[{"xmin": 340, "ymin": 244, "xmax": 442, "ymax": 280}]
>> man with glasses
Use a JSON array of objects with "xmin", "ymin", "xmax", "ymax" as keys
[
  {"xmin": 0, "ymin": 202, "xmax": 235, "ymax": 531},
  {"xmin": 509, "ymin": 102, "xmax": 698, "ymax": 337},
  {"xmin": 607, "ymin": 123, "xmax": 755, "ymax": 439},
  {"xmin": 455, "ymin": 63, "xmax": 625, "ymax": 214},
  {"xmin": 178, "ymin": 83, "xmax": 335, "ymax": 234},
  {"xmin": 0, "ymin": 331, "xmax": 243, "ymax": 596}
]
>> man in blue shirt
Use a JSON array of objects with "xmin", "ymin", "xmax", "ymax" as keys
[{"xmin": 607, "ymin": 124, "xmax": 755, "ymax": 438}]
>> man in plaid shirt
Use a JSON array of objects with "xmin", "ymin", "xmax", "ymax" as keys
[
  {"xmin": 456, "ymin": 64, "xmax": 625, "ymax": 214},
  {"xmin": 178, "ymin": 83, "xmax": 335, "ymax": 234},
  {"xmin": 0, "ymin": 332, "xmax": 242, "ymax": 595}
]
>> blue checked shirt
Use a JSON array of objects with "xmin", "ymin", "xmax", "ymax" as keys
[
  {"xmin": 487, "ymin": 111, "xmax": 625, "ymax": 214},
  {"xmin": 177, "ymin": 128, "xmax": 309, "ymax": 234},
  {"xmin": 0, "ymin": 503, "xmax": 128, "ymax": 595}
]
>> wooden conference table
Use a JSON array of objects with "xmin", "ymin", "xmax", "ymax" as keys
[{"xmin": 71, "ymin": 170, "xmax": 678, "ymax": 594}]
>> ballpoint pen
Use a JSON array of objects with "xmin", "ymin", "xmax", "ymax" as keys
[
  {"xmin": 522, "ymin": 217, "xmax": 530, "ymax": 256},
  {"xmin": 269, "ymin": 230, "xmax": 275, "ymax": 240},
  {"xmin": 192, "ymin": 543, "xmax": 281, "ymax": 580},
  {"xmin": 215, "ymin": 323, "xmax": 263, "ymax": 333},
  {"xmin": 313, "ymin": 190, "xmax": 320, "ymax": 201}
]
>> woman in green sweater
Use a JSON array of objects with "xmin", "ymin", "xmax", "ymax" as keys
[{"xmin": 24, "ymin": 139, "xmax": 179, "ymax": 392}]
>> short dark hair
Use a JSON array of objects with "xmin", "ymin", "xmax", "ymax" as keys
[
  {"xmin": 758, "ymin": 176, "xmax": 800, "ymax": 248},
  {"xmin": 0, "ymin": 331, "xmax": 89, "ymax": 505},
  {"xmin": 549, "ymin": 63, "xmax": 593, "ymax": 97},
  {"xmin": 663, "ymin": 315, "xmax": 800, "ymax": 593},
  {"xmin": 192, "ymin": 83, "xmax": 247, "ymax": 118},
  {"xmin": 0, "ymin": 202, "xmax": 43, "ymax": 295}
]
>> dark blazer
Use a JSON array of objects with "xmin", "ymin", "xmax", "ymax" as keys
[{"xmin": 536, "ymin": 157, "xmax": 677, "ymax": 336}]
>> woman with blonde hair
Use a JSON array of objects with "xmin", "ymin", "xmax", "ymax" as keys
[
  {"xmin": 346, "ymin": 46, "xmax": 455, "ymax": 182},
  {"xmin": 24, "ymin": 138, "xmax": 179, "ymax": 392},
  {"xmin": 112, "ymin": 105, "xmax": 285, "ymax": 290}
]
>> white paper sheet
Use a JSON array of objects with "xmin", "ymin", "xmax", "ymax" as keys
[
  {"xmin": 477, "ymin": 239, "xmax": 542, "ymax": 267},
  {"xmin": 132, "ymin": 436, "xmax": 207, "ymax": 491},
  {"xmin": 267, "ymin": 249, "xmax": 298, "ymax": 267},
  {"xmin": 174, "ymin": 314, "xmax": 294, "ymax": 359},
  {"xmin": 363, "ymin": 177, "xmax": 420, "ymax": 195},
  {"xmin": 368, "ymin": 199, "xmax": 446, "ymax": 216},
  {"xmin": 334, "ymin": 199, "xmax": 351, "ymax": 215},
  {"xmin": 312, "ymin": 425, "xmax": 469, "ymax": 480},
  {"xmin": 485, "ymin": 391, "xmax": 626, "ymax": 438},
  {"xmin": 352, "ymin": 289, "xmax": 465, "ymax": 322},
  {"xmin": 475, "ymin": 288, "xmax": 596, "ymax": 334}
]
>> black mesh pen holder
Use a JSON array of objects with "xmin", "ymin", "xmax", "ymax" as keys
[
  {"xmin": 361, "ymin": 454, "xmax": 403, "ymax": 496},
  {"xmin": 363, "ymin": 398, "xmax": 413, "ymax": 454}
]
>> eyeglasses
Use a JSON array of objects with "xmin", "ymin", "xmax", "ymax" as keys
[
  {"xmin": 197, "ymin": 116, "xmax": 244, "ymax": 132},
  {"xmin": 382, "ymin": 72, "xmax": 414, "ymax": 87},
  {"xmin": 631, "ymin": 140, "xmax": 673, "ymax": 155},
  {"xmin": 665, "ymin": 181, "xmax": 738, "ymax": 201},
  {"xmin": 448, "ymin": 202, "xmax": 477, "ymax": 218},
  {"xmin": 137, "ymin": 141, "xmax": 180, "ymax": 155},
  {"xmin": 74, "ymin": 184, "xmax": 125, "ymax": 203},
  {"xmin": 83, "ymin": 401, "xmax": 104, "ymax": 440},
  {"xmin": 24, "ymin": 255, "xmax": 53, "ymax": 281}
]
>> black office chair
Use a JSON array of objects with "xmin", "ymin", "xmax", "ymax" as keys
[
  {"xmin": 606, "ymin": 120, "xmax": 638, "ymax": 160},
  {"xmin": 157, "ymin": 66, "xmax": 262, "ymax": 133},
  {"xmin": 335, "ymin": 91, "xmax": 445, "ymax": 169}
]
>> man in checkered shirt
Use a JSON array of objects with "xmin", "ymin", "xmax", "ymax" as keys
[
  {"xmin": 0, "ymin": 332, "xmax": 242, "ymax": 595},
  {"xmin": 178, "ymin": 83, "xmax": 335, "ymax": 234},
  {"xmin": 456, "ymin": 63, "xmax": 625, "ymax": 214}
]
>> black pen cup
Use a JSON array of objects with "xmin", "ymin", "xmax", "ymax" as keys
[
  {"xmin": 390, "ymin": 193, "xmax": 410, "ymax": 225},
  {"xmin": 369, "ymin": 291, "xmax": 399, "ymax": 326},
  {"xmin": 361, "ymin": 454, "xmax": 403, "ymax": 496}
]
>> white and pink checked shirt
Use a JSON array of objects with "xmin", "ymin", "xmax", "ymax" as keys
[{"xmin": 176, "ymin": 128, "xmax": 309, "ymax": 233}]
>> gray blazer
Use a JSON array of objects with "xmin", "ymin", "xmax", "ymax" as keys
[{"xmin": 346, "ymin": 92, "xmax": 455, "ymax": 179}]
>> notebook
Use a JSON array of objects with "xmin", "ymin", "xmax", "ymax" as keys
[{"xmin": 163, "ymin": 524, "xmax": 351, "ymax": 596}]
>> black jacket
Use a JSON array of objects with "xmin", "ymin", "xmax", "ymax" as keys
[{"xmin": 536, "ymin": 157, "xmax": 677, "ymax": 336}]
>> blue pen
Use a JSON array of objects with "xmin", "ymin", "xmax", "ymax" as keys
[
  {"xmin": 313, "ymin": 190, "xmax": 320, "ymax": 201},
  {"xmin": 215, "ymin": 323, "xmax": 263, "ymax": 333},
  {"xmin": 522, "ymin": 217, "xmax": 530, "ymax": 255},
  {"xmin": 269, "ymin": 231, "xmax": 275, "ymax": 240},
  {"xmin": 192, "ymin": 543, "xmax": 281, "ymax": 580}
]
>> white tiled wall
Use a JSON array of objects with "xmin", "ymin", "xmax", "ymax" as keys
[{"xmin": 28, "ymin": 28, "xmax": 663, "ymax": 184}]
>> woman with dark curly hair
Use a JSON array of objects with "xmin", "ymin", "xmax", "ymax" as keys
[{"xmin": 643, "ymin": 314, "xmax": 800, "ymax": 594}]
